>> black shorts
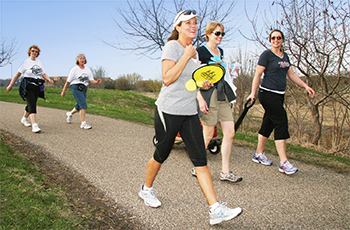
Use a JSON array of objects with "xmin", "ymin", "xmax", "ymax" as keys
[
  {"xmin": 153, "ymin": 108, "xmax": 207, "ymax": 167},
  {"xmin": 258, "ymin": 89, "xmax": 290, "ymax": 140}
]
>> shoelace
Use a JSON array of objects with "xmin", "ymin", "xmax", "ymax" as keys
[
  {"xmin": 259, "ymin": 154, "xmax": 268, "ymax": 161},
  {"xmin": 284, "ymin": 161, "xmax": 293, "ymax": 168}
]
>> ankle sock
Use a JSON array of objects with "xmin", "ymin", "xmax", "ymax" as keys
[
  {"xmin": 210, "ymin": 202, "xmax": 220, "ymax": 212},
  {"xmin": 142, "ymin": 185, "xmax": 152, "ymax": 191}
]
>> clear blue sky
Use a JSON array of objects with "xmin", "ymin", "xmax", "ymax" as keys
[{"xmin": 0, "ymin": 0, "xmax": 272, "ymax": 80}]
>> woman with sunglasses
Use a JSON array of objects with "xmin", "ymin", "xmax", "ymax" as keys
[
  {"xmin": 194, "ymin": 21, "xmax": 242, "ymax": 183},
  {"xmin": 6, "ymin": 45, "xmax": 53, "ymax": 133},
  {"xmin": 247, "ymin": 29, "xmax": 315, "ymax": 174},
  {"xmin": 138, "ymin": 11, "xmax": 242, "ymax": 225}
]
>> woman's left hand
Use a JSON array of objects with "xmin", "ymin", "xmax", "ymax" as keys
[
  {"xmin": 305, "ymin": 85, "xmax": 315, "ymax": 98},
  {"xmin": 97, "ymin": 79, "xmax": 102, "ymax": 84},
  {"xmin": 200, "ymin": 80, "xmax": 213, "ymax": 90}
]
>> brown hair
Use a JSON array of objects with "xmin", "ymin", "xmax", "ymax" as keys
[
  {"xmin": 167, "ymin": 22, "xmax": 182, "ymax": 42},
  {"xmin": 27, "ymin": 45, "xmax": 40, "ymax": 57},
  {"xmin": 76, "ymin": 54, "xmax": 87, "ymax": 65},
  {"xmin": 205, "ymin": 21, "xmax": 224, "ymax": 42},
  {"xmin": 269, "ymin": 29, "xmax": 285, "ymax": 51}
]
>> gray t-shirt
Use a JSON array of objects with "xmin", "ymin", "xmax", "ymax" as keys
[{"xmin": 156, "ymin": 40, "xmax": 200, "ymax": 115}]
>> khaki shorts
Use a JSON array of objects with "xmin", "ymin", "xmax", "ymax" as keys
[{"xmin": 201, "ymin": 89, "xmax": 233, "ymax": 126}]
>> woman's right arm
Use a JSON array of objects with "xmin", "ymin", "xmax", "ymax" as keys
[
  {"xmin": 61, "ymin": 81, "xmax": 70, "ymax": 97},
  {"xmin": 247, "ymin": 65, "xmax": 265, "ymax": 102},
  {"xmin": 6, "ymin": 72, "xmax": 22, "ymax": 92},
  {"xmin": 162, "ymin": 44, "xmax": 197, "ymax": 86}
]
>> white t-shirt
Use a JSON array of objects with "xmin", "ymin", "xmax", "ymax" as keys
[
  {"xmin": 67, "ymin": 65, "xmax": 94, "ymax": 86},
  {"xmin": 18, "ymin": 58, "xmax": 46, "ymax": 79}
]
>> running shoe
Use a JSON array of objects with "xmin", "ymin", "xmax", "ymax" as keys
[
  {"xmin": 220, "ymin": 172, "xmax": 243, "ymax": 183},
  {"xmin": 279, "ymin": 160, "xmax": 298, "ymax": 175},
  {"xmin": 80, "ymin": 121, "xmax": 92, "ymax": 129},
  {"xmin": 66, "ymin": 112, "xmax": 72, "ymax": 124},
  {"xmin": 209, "ymin": 202, "xmax": 242, "ymax": 225},
  {"xmin": 32, "ymin": 123, "xmax": 41, "ymax": 133},
  {"xmin": 21, "ymin": 117, "xmax": 31, "ymax": 127},
  {"xmin": 138, "ymin": 185, "xmax": 161, "ymax": 208},
  {"xmin": 252, "ymin": 152, "xmax": 273, "ymax": 166}
]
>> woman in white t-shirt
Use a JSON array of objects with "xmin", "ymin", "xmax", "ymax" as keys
[
  {"xmin": 61, "ymin": 54, "xmax": 101, "ymax": 129},
  {"xmin": 6, "ymin": 45, "xmax": 53, "ymax": 133}
]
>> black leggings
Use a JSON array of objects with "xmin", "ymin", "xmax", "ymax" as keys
[
  {"xmin": 153, "ymin": 108, "xmax": 207, "ymax": 167},
  {"xmin": 25, "ymin": 83, "xmax": 40, "ymax": 114},
  {"xmin": 258, "ymin": 88, "xmax": 290, "ymax": 140}
]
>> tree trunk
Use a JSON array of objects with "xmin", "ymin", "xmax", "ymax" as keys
[{"xmin": 310, "ymin": 103, "xmax": 322, "ymax": 145}]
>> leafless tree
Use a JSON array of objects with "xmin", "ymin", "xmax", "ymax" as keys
[
  {"xmin": 243, "ymin": 0, "xmax": 350, "ymax": 147},
  {"xmin": 106, "ymin": 0, "xmax": 237, "ymax": 58},
  {"xmin": 0, "ymin": 38, "xmax": 18, "ymax": 67}
]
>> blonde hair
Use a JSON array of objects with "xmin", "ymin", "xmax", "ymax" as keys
[
  {"xmin": 75, "ymin": 54, "xmax": 87, "ymax": 65},
  {"xmin": 27, "ymin": 45, "xmax": 40, "ymax": 57},
  {"xmin": 205, "ymin": 21, "xmax": 224, "ymax": 42}
]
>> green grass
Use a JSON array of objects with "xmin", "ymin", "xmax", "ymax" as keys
[
  {"xmin": 0, "ymin": 87, "xmax": 157, "ymax": 125},
  {"xmin": 1, "ymin": 87, "xmax": 349, "ymax": 173},
  {"xmin": 0, "ymin": 139, "xmax": 84, "ymax": 229}
]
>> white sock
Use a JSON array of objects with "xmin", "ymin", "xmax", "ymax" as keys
[
  {"xmin": 22, "ymin": 116, "xmax": 28, "ymax": 120},
  {"xmin": 142, "ymin": 185, "xmax": 152, "ymax": 191},
  {"xmin": 210, "ymin": 202, "xmax": 220, "ymax": 212}
]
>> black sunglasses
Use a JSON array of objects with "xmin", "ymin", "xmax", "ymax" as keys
[
  {"xmin": 183, "ymin": 10, "xmax": 197, "ymax": 15},
  {"xmin": 212, "ymin": 31, "xmax": 225, "ymax": 37},
  {"xmin": 271, "ymin": 36, "xmax": 282, "ymax": 40}
]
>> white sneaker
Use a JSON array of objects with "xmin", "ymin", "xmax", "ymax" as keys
[
  {"xmin": 209, "ymin": 203, "xmax": 242, "ymax": 225},
  {"xmin": 32, "ymin": 123, "xmax": 41, "ymax": 133},
  {"xmin": 80, "ymin": 121, "xmax": 92, "ymax": 129},
  {"xmin": 66, "ymin": 112, "xmax": 72, "ymax": 124},
  {"xmin": 138, "ymin": 186, "xmax": 161, "ymax": 208},
  {"xmin": 21, "ymin": 117, "xmax": 31, "ymax": 127}
]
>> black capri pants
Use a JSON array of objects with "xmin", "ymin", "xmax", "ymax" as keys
[
  {"xmin": 25, "ymin": 83, "xmax": 40, "ymax": 114},
  {"xmin": 258, "ymin": 88, "xmax": 290, "ymax": 140},
  {"xmin": 153, "ymin": 108, "xmax": 207, "ymax": 167}
]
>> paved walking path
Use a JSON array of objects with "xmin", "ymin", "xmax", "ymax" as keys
[{"xmin": 1, "ymin": 101, "xmax": 349, "ymax": 229}]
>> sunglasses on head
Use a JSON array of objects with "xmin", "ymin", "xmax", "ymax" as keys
[
  {"xmin": 212, "ymin": 31, "xmax": 225, "ymax": 37},
  {"xmin": 175, "ymin": 10, "xmax": 197, "ymax": 23},
  {"xmin": 271, "ymin": 36, "xmax": 282, "ymax": 40},
  {"xmin": 183, "ymin": 10, "xmax": 196, "ymax": 15}
]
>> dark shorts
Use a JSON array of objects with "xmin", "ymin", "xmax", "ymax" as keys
[
  {"xmin": 25, "ymin": 83, "xmax": 40, "ymax": 114},
  {"xmin": 153, "ymin": 108, "xmax": 207, "ymax": 167},
  {"xmin": 70, "ymin": 84, "xmax": 88, "ymax": 111},
  {"xmin": 258, "ymin": 88, "xmax": 290, "ymax": 140}
]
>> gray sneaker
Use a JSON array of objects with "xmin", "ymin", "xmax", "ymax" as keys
[
  {"xmin": 209, "ymin": 202, "xmax": 242, "ymax": 225},
  {"xmin": 138, "ymin": 186, "xmax": 161, "ymax": 208},
  {"xmin": 252, "ymin": 152, "xmax": 273, "ymax": 166},
  {"xmin": 220, "ymin": 172, "xmax": 243, "ymax": 183},
  {"xmin": 279, "ymin": 160, "xmax": 298, "ymax": 175}
]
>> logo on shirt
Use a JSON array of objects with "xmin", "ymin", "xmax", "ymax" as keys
[
  {"xmin": 78, "ymin": 73, "xmax": 89, "ymax": 82},
  {"xmin": 278, "ymin": 61, "xmax": 290, "ymax": 68},
  {"xmin": 30, "ymin": 65, "xmax": 43, "ymax": 76}
]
